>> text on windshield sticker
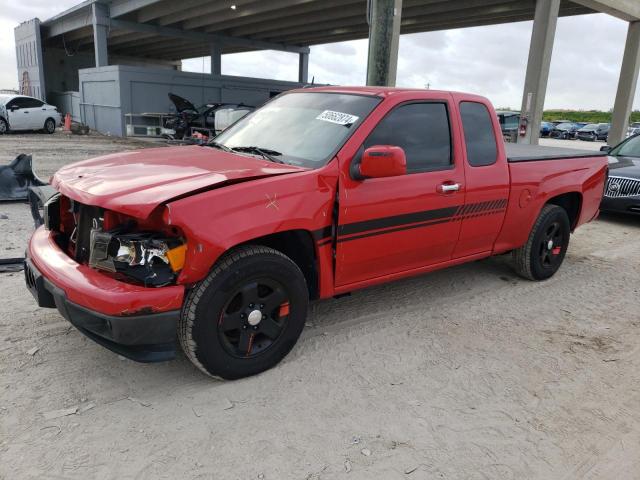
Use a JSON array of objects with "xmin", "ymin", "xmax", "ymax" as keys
[{"xmin": 316, "ymin": 110, "xmax": 359, "ymax": 125}]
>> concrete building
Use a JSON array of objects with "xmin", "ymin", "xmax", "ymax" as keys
[{"xmin": 14, "ymin": 0, "xmax": 640, "ymax": 143}]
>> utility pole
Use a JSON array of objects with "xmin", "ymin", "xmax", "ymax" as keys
[{"xmin": 366, "ymin": 0, "xmax": 403, "ymax": 86}]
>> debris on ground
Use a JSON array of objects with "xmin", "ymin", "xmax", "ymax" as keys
[
  {"xmin": 26, "ymin": 346, "xmax": 39, "ymax": 356},
  {"xmin": 361, "ymin": 448, "xmax": 371, "ymax": 457},
  {"xmin": 221, "ymin": 398, "xmax": 234, "ymax": 410},
  {"xmin": 127, "ymin": 396, "xmax": 151, "ymax": 407},
  {"xmin": 0, "ymin": 213, "xmax": 7, "ymax": 219},
  {"xmin": 0, "ymin": 154, "xmax": 48, "ymax": 201},
  {"xmin": 0, "ymin": 258, "xmax": 24, "ymax": 273},
  {"xmin": 344, "ymin": 459, "xmax": 352, "ymax": 473},
  {"xmin": 404, "ymin": 466, "xmax": 419, "ymax": 475},
  {"xmin": 42, "ymin": 406, "xmax": 79, "ymax": 420}
]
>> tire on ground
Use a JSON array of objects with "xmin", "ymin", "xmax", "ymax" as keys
[
  {"xmin": 178, "ymin": 245, "xmax": 309, "ymax": 379},
  {"xmin": 512, "ymin": 204, "xmax": 571, "ymax": 281}
]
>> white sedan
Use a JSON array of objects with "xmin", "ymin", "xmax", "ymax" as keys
[{"xmin": 0, "ymin": 94, "xmax": 62, "ymax": 134}]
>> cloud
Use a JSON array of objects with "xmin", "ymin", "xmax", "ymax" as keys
[{"xmin": 1, "ymin": 5, "xmax": 639, "ymax": 111}]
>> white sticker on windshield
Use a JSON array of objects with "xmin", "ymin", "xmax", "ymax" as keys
[{"xmin": 316, "ymin": 110, "xmax": 359, "ymax": 126}]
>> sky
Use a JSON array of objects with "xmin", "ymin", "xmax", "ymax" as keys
[{"xmin": 1, "ymin": 1, "xmax": 639, "ymax": 111}]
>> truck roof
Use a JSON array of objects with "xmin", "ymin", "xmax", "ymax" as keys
[{"xmin": 294, "ymin": 86, "xmax": 457, "ymax": 98}]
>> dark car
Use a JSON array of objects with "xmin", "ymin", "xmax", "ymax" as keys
[
  {"xmin": 576, "ymin": 123, "xmax": 610, "ymax": 142},
  {"xmin": 549, "ymin": 122, "xmax": 580, "ymax": 139},
  {"xmin": 540, "ymin": 121, "xmax": 553, "ymax": 137},
  {"xmin": 165, "ymin": 93, "xmax": 254, "ymax": 139},
  {"xmin": 600, "ymin": 134, "xmax": 640, "ymax": 215}
]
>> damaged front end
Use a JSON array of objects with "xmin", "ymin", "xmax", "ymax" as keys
[
  {"xmin": 89, "ymin": 229, "xmax": 186, "ymax": 287},
  {"xmin": 45, "ymin": 193, "xmax": 187, "ymax": 288}
]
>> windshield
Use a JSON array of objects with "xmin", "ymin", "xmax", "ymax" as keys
[
  {"xmin": 611, "ymin": 134, "xmax": 640, "ymax": 158},
  {"xmin": 214, "ymin": 92, "xmax": 381, "ymax": 168}
]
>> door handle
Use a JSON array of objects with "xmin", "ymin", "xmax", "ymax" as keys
[{"xmin": 438, "ymin": 183, "xmax": 460, "ymax": 193}]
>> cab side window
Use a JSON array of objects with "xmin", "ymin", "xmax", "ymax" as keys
[
  {"xmin": 23, "ymin": 98, "xmax": 44, "ymax": 108},
  {"xmin": 460, "ymin": 101, "xmax": 498, "ymax": 167},
  {"xmin": 6, "ymin": 98, "xmax": 28, "ymax": 110},
  {"xmin": 364, "ymin": 102, "xmax": 452, "ymax": 174}
]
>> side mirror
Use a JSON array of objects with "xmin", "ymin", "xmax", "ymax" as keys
[
  {"xmin": 600, "ymin": 145, "xmax": 612, "ymax": 153},
  {"xmin": 358, "ymin": 145, "xmax": 407, "ymax": 179},
  {"xmin": 9, "ymin": 105, "xmax": 19, "ymax": 111}
]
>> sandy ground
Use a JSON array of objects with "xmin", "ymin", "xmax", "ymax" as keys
[{"xmin": 1, "ymin": 132, "xmax": 640, "ymax": 479}]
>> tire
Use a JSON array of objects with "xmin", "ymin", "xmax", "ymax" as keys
[
  {"xmin": 512, "ymin": 204, "xmax": 571, "ymax": 281},
  {"xmin": 0, "ymin": 118, "xmax": 7, "ymax": 134},
  {"xmin": 44, "ymin": 118, "xmax": 56, "ymax": 134},
  {"xmin": 179, "ymin": 245, "xmax": 309, "ymax": 379}
]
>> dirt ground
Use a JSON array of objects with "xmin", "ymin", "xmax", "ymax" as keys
[{"xmin": 1, "ymin": 132, "xmax": 640, "ymax": 479}]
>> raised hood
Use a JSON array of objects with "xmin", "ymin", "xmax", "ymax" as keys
[
  {"xmin": 52, "ymin": 146, "xmax": 305, "ymax": 218},
  {"xmin": 168, "ymin": 93, "xmax": 198, "ymax": 113}
]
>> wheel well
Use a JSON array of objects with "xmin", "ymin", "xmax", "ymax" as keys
[
  {"xmin": 546, "ymin": 192, "xmax": 582, "ymax": 228},
  {"xmin": 240, "ymin": 230, "xmax": 319, "ymax": 300}
]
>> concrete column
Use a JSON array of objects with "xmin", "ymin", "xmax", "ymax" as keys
[
  {"xmin": 92, "ymin": 3, "xmax": 109, "ymax": 67},
  {"xmin": 517, "ymin": 0, "xmax": 560, "ymax": 145},
  {"xmin": 366, "ymin": 0, "xmax": 403, "ymax": 87},
  {"xmin": 609, "ymin": 21, "xmax": 640, "ymax": 146},
  {"xmin": 210, "ymin": 44, "xmax": 222, "ymax": 76},
  {"xmin": 298, "ymin": 51, "xmax": 309, "ymax": 84}
]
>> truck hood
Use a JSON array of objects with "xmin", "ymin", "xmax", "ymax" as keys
[{"xmin": 52, "ymin": 146, "xmax": 306, "ymax": 218}]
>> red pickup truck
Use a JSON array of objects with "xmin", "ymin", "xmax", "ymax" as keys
[{"xmin": 25, "ymin": 87, "xmax": 607, "ymax": 379}]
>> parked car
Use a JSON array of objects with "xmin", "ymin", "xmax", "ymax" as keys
[
  {"xmin": 600, "ymin": 133, "xmax": 640, "ymax": 215},
  {"xmin": 0, "ymin": 94, "xmax": 61, "ymax": 134},
  {"xmin": 24, "ymin": 87, "xmax": 608, "ymax": 379},
  {"xmin": 549, "ymin": 122, "xmax": 580, "ymax": 139},
  {"xmin": 540, "ymin": 121, "xmax": 554, "ymax": 137},
  {"xmin": 496, "ymin": 110, "xmax": 519, "ymax": 141},
  {"xmin": 164, "ymin": 93, "xmax": 254, "ymax": 139},
  {"xmin": 627, "ymin": 122, "xmax": 640, "ymax": 137},
  {"xmin": 576, "ymin": 123, "xmax": 610, "ymax": 141}
]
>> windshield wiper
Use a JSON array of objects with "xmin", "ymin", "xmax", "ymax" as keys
[
  {"xmin": 231, "ymin": 146, "xmax": 285, "ymax": 164},
  {"xmin": 206, "ymin": 141, "xmax": 233, "ymax": 152}
]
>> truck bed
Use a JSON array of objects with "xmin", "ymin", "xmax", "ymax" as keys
[{"xmin": 505, "ymin": 143, "xmax": 606, "ymax": 162}]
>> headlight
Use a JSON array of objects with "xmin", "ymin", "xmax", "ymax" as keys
[{"xmin": 89, "ymin": 230, "xmax": 186, "ymax": 287}]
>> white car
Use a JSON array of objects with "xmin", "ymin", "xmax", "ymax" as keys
[{"xmin": 0, "ymin": 94, "xmax": 62, "ymax": 134}]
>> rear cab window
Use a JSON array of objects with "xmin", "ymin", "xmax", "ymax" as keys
[
  {"xmin": 364, "ymin": 102, "xmax": 452, "ymax": 173},
  {"xmin": 460, "ymin": 101, "xmax": 498, "ymax": 167}
]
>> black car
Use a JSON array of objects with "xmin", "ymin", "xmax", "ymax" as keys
[
  {"xmin": 576, "ymin": 123, "xmax": 610, "ymax": 142},
  {"xmin": 165, "ymin": 93, "xmax": 254, "ymax": 139},
  {"xmin": 549, "ymin": 122, "xmax": 580, "ymax": 139},
  {"xmin": 600, "ymin": 134, "xmax": 640, "ymax": 215}
]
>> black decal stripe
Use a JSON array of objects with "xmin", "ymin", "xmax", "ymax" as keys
[
  {"xmin": 338, "ymin": 218, "xmax": 452, "ymax": 243},
  {"xmin": 312, "ymin": 225, "xmax": 332, "ymax": 242},
  {"xmin": 317, "ymin": 238, "xmax": 332, "ymax": 247},
  {"xmin": 338, "ymin": 205, "xmax": 459, "ymax": 237}
]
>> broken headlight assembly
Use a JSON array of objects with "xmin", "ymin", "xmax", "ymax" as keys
[{"xmin": 89, "ymin": 229, "xmax": 186, "ymax": 287}]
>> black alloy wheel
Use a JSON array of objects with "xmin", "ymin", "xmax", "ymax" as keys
[
  {"xmin": 218, "ymin": 278, "xmax": 290, "ymax": 358},
  {"xmin": 512, "ymin": 204, "xmax": 571, "ymax": 281},
  {"xmin": 179, "ymin": 245, "xmax": 309, "ymax": 379}
]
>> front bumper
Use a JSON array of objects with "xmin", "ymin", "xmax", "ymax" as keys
[
  {"xmin": 600, "ymin": 196, "xmax": 640, "ymax": 215},
  {"xmin": 25, "ymin": 227, "xmax": 185, "ymax": 362}
]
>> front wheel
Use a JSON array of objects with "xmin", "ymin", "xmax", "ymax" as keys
[
  {"xmin": 179, "ymin": 245, "xmax": 309, "ymax": 379},
  {"xmin": 44, "ymin": 118, "xmax": 56, "ymax": 134},
  {"xmin": 0, "ymin": 118, "xmax": 8, "ymax": 134},
  {"xmin": 512, "ymin": 204, "xmax": 571, "ymax": 281}
]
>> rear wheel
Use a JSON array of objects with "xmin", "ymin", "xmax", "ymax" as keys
[
  {"xmin": 512, "ymin": 204, "xmax": 571, "ymax": 281},
  {"xmin": 179, "ymin": 245, "xmax": 309, "ymax": 379},
  {"xmin": 44, "ymin": 118, "xmax": 56, "ymax": 134}
]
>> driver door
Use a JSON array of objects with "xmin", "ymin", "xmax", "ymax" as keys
[
  {"xmin": 335, "ymin": 98, "xmax": 465, "ymax": 287},
  {"xmin": 6, "ymin": 97, "xmax": 28, "ymax": 130}
]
